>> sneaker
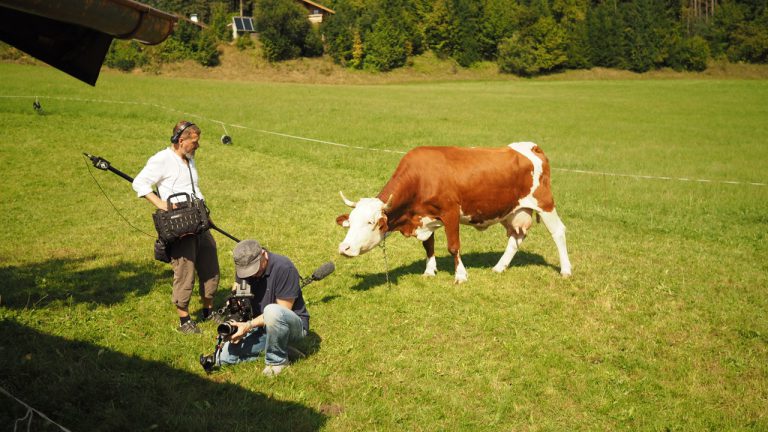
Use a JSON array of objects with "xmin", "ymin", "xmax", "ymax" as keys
[
  {"xmin": 177, "ymin": 320, "xmax": 201, "ymax": 334},
  {"xmin": 262, "ymin": 363, "xmax": 289, "ymax": 377}
]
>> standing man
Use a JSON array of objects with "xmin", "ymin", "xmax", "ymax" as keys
[
  {"xmin": 132, "ymin": 120, "xmax": 220, "ymax": 334},
  {"xmin": 219, "ymin": 239, "xmax": 309, "ymax": 377}
]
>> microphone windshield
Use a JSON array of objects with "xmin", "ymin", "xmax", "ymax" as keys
[{"xmin": 311, "ymin": 262, "xmax": 335, "ymax": 281}]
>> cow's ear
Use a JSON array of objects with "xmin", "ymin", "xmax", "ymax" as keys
[
  {"xmin": 336, "ymin": 214, "xmax": 350, "ymax": 228},
  {"xmin": 377, "ymin": 215, "xmax": 388, "ymax": 233}
]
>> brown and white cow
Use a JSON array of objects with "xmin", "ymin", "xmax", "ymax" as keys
[{"xmin": 336, "ymin": 142, "xmax": 572, "ymax": 283}]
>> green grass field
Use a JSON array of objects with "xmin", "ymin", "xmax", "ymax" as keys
[{"xmin": 1, "ymin": 63, "xmax": 767, "ymax": 431}]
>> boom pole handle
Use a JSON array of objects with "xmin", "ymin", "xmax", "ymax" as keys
[{"xmin": 210, "ymin": 222, "xmax": 240, "ymax": 243}]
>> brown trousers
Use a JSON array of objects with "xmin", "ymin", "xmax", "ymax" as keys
[{"xmin": 170, "ymin": 230, "xmax": 220, "ymax": 309}]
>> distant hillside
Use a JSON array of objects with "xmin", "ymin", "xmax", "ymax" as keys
[
  {"xmin": 4, "ymin": 41, "xmax": 768, "ymax": 84},
  {"xmin": 110, "ymin": 43, "xmax": 768, "ymax": 83}
]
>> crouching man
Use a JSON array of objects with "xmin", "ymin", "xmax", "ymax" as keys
[{"xmin": 219, "ymin": 239, "xmax": 309, "ymax": 377}]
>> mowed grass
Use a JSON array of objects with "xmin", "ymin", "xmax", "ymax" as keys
[{"xmin": 0, "ymin": 63, "xmax": 767, "ymax": 431}]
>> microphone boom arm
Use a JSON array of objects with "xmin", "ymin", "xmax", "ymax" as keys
[{"xmin": 84, "ymin": 152, "xmax": 241, "ymax": 243}]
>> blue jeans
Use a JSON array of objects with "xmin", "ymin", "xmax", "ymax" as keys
[{"xmin": 218, "ymin": 304, "xmax": 306, "ymax": 366}]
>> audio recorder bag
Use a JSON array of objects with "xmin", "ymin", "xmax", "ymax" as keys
[{"xmin": 152, "ymin": 192, "xmax": 210, "ymax": 244}]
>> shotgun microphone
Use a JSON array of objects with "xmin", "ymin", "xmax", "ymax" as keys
[{"xmin": 311, "ymin": 262, "xmax": 335, "ymax": 281}]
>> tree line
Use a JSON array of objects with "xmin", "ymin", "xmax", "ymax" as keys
[{"xmin": 103, "ymin": 0, "xmax": 767, "ymax": 76}]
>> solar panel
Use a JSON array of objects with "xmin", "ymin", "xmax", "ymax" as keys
[
  {"xmin": 233, "ymin": 17, "xmax": 254, "ymax": 32},
  {"xmin": 243, "ymin": 17, "xmax": 254, "ymax": 31}
]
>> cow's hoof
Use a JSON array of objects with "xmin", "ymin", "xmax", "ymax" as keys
[
  {"xmin": 561, "ymin": 270, "xmax": 572, "ymax": 278},
  {"xmin": 492, "ymin": 265, "xmax": 506, "ymax": 273},
  {"xmin": 422, "ymin": 271, "xmax": 436, "ymax": 277},
  {"xmin": 454, "ymin": 277, "xmax": 467, "ymax": 284}
]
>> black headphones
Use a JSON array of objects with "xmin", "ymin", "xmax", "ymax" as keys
[{"xmin": 170, "ymin": 122, "xmax": 196, "ymax": 144}]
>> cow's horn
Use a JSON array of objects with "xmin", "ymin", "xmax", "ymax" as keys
[
  {"xmin": 339, "ymin": 191, "xmax": 357, "ymax": 208},
  {"xmin": 382, "ymin": 194, "xmax": 394, "ymax": 212}
]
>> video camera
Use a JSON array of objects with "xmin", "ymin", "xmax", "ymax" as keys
[
  {"xmin": 199, "ymin": 261, "xmax": 335, "ymax": 373},
  {"xmin": 209, "ymin": 279, "xmax": 255, "ymax": 342}
]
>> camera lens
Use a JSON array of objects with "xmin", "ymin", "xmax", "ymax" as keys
[{"xmin": 217, "ymin": 323, "xmax": 237, "ymax": 337}]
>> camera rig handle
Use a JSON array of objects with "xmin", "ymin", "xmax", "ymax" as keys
[{"xmin": 84, "ymin": 152, "xmax": 241, "ymax": 243}]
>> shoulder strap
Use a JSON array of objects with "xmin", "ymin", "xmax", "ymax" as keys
[{"xmin": 186, "ymin": 163, "xmax": 199, "ymax": 199}]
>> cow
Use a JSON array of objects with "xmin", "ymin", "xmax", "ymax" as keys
[{"xmin": 335, "ymin": 142, "xmax": 572, "ymax": 283}]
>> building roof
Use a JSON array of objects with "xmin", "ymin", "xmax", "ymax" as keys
[
  {"xmin": 0, "ymin": 0, "xmax": 177, "ymax": 85},
  {"xmin": 298, "ymin": 0, "xmax": 335, "ymax": 14}
]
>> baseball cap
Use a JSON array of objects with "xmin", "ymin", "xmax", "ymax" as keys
[{"xmin": 233, "ymin": 239, "xmax": 263, "ymax": 278}]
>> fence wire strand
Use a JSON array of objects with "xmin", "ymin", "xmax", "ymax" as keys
[{"xmin": 2, "ymin": 95, "xmax": 764, "ymax": 187}]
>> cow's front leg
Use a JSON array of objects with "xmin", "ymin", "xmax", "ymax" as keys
[
  {"xmin": 454, "ymin": 254, "xmax": 468, "ymax": 284},
  {"xmin": 422, "ymin": 233, "xmax": 437, "ymax": 276},
  {"xmin": 442, "ymin": 211, "xmax": 467, "ymax": 283}
]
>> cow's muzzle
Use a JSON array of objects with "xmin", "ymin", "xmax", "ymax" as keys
[{"xmin": 338, "ymin": 243, "xmax": 359, "ymax": 257}]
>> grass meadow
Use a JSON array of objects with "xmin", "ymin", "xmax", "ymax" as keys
[{"xmin": 0, "ymin": 63, "xmax": 767, "ymax": 431}]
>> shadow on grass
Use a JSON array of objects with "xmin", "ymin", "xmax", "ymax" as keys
[
  {"xmin": 0, "ymin": 257, "xmax": 163, "ymax": 309},
  {"xmin": 0, "ymin": 320, "xmax": 327, "ymax": 431},
  {"xmin": 349, "ymin": 250, "xmax": 559, "ymax": 291},
  {"xmin": 297, "ymin": 330, "xmax": 323, "ymax": 358}
]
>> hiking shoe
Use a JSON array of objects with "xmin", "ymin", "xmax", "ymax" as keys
[
  {"xmin": 202, "ymin": 310, "xmax": 226, "ymax": 324},
  {"xmin": 177, "ymin": 320, "xmax": 201, "ymax": 334},
  {"xmin": 263, "ymin": 363, "xmax": 289, "ymax": 377}
]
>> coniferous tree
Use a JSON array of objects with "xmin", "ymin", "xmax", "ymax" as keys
[
  {"xmin": 208, "ymin": 2, "xmax": 232, "ymax": 43},
  {"xmin": 451, "ymin": 0, "xmax": 485, "ymax": 66},
  {"xmin": 587, "ymin": 0, "xmax": 628, "ymax": 68},
  {"xmin": 479, "ymin": 0, "xmax": 524, "ymax": 60},
  {"xmin": 322, "ymin": 0, "xmax": 360, "ymax": 65},
  {"xmin": 707, "ymin": 0, "xmax": 745, "ymax": 57},
  {"xmin": 563, "ymin": 18, "xmax": 592, "ymax": 68},
  {"xmin": 365, "ymin": 16, "xmax": 409, "ymax": 70},
  {"xmin": 424, "ymin": 0, "xmax": 458, "ymax": 58},
  {"xmin": 622, "ymin": 0, "xmax": 672, "ymax": 72},
  {"xmin": 553, "ymin": 0, "xmax": 591, "ymax": 68},
  {"xmin": 727, "ymin": 10, "xmax": 768, "ymax": 62}
]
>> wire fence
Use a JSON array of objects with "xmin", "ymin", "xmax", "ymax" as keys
[{"xmin": 2, "ymin": 95, "xmax": 764, "ymax": 187}]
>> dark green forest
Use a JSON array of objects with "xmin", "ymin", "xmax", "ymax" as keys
[{"xmin": 115, "ymin": 0, "xmax": 767, "ymax": 75}]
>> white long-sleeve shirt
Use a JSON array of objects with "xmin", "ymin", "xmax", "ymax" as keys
[{"xmin": 132, "ymin": 147, "xmax": 205, "ymax": 203}]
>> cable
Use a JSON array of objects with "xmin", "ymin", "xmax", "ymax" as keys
[
  {"xmin": 0, "ymin": 385, "xmax": 72, "ymax": 432},
  {"xmin": 82, "ymin": 155, "xmax": 155, "ymax": 239}
]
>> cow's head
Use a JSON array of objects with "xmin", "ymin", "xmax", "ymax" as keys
[{"xmin": 337, "ymin": 191, "xmax": 392, "ymax": 257}]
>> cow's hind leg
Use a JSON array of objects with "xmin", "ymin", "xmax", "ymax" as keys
[
  {"xmin": 493, "ymin": 209, "xmax": 531, "ymax": 273},
  {"xmin": 538, "ymin": 208, "xmax": 572, "ymax": 277},
  {"xmin": 422, "ymin": 233, "xmax": 437, "ymax": 276}
]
